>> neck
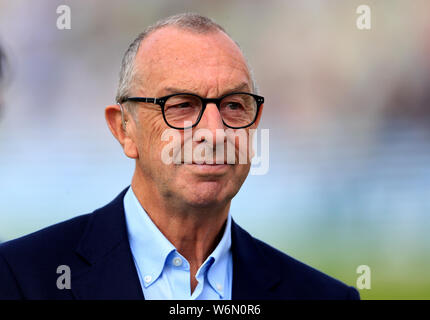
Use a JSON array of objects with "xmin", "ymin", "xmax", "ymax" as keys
[{"xmin": 130, "ymin": 170, "xmax": 231, "ymax": 267}]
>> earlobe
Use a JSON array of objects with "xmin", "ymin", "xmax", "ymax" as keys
[{"xmin": 122, "ymin": 126, "xmax": 139, "ymax": 159}]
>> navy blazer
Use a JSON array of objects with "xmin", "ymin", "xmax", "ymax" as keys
[{"xmin": 0, "ymin": 188, "xmax": 359, "ymax": 300}]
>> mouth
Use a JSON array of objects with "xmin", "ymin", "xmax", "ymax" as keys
[
  {"xmin": 191, "ymin": 161, "xmax": 229, "ymax": 165},
  {"xmin": 183, "ymin": 162, "xmax": 232, "ymax": 174}
]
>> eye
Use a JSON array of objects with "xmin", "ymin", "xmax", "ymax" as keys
[
  {"xmin": 165, "ymin": 95, "xmax": 201, "ymax": 111},
  {"xmin": 166, "ymin": 102, "xmax": 193, "ymax": 110},
  {"xmin": 174, "ymin": 102, "xmax": 192, "ymax": 108},
  {"xmin": 225, "ymin": 102, "xmax": 243, "ymax": 110}
]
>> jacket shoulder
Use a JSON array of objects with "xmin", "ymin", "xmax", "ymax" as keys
[
  {"xmin": 251, "ymin": 236, "xmax": 360, "ymax": 300},
  {"xmin": 0, "ymin": 213, "xmax": 91, "ymax": 258},
  {"xmin": 0, "ymin": 213, "xmax": 92, "ymax": 299}
]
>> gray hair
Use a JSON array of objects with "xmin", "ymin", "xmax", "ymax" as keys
[{"xmin": 115, "ymin": 13, "xmax": 257, "ymax": 118}]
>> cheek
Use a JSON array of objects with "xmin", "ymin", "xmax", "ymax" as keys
[
  {"xmin": 136, "ymin": 119, "xmax": 177, "ymax": 183},
  {"xmin": 137, "ymin": 113, "xmax": 169, "ymax": 161},
  {"xmin": 226, "ymin": 129, "xmax": 253, "ymax": 163},
  {"xmin": 216, "ymin": 164, "xmax": 250, "ymax": 200},
  {"xmin": 234, "ymin": 163, "xmax": 251, "ymax": 181}
]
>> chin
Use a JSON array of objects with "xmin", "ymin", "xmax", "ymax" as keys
[{"xmin": 184, "ymin": 181, "xmax": 232, "ymax": 208}]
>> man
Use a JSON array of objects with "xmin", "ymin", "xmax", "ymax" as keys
[{"xmin": 0, "ymin": 13, "xmax": 359, "ymax": 300}]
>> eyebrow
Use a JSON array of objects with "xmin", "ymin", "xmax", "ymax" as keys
[{"xmin": 161, "ymin": 82, "xmax": 251, "ymax": 97}]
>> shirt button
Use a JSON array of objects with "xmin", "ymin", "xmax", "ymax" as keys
[
  {"xmin": 144, "ymin": 275, "xmax": 152, "ymax": 283},
  {"xmin": 173, "ymin": 257, "xmax": 183, "ymax": 267},
  {"xmin": 216, "ymin": 283, "xmax": 223, "ymax": 291}
]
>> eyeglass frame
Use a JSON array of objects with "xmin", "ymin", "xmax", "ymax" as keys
[{"xmin": 118, "ymin": 91, "xmax": 264, "ymax": 130}]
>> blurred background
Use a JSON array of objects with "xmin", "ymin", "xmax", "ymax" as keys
[{"xmin": 1, "ymin": 0, "xmax": 429, "ymax": 299}]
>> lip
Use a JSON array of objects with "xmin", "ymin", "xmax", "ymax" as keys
[
  {"xmin": 191, "ymin": 162, "xmax": 227, "ymax": 165},
  {"xmin": 183, "ymin": 163, "xmax": 231, "ymax": 174}
]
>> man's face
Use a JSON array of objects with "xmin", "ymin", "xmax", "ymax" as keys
[{"xmin": 128, "ymin": 27, "xmax": 262, "ymax": 208}]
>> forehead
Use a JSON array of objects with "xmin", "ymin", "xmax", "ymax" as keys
[{"xmin": 134, "ymin": 26, "xmax": 252, "ymax": 95}]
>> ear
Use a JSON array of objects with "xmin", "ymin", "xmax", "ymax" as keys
[{"xmin": 105, "ymin": 104, "xmax": 139, "ymax": 159}]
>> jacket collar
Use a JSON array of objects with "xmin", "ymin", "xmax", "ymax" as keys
[
  {"xmin": 231, "ymin": 221, "xmax": 281, "ymax": 299},
  {"xmin": 72, "ymin": 187, "xmax": 280, "ymax": 300},
  {"xmin": 72, "ymin": 187, "xmax": 144, "ymax": 299}
]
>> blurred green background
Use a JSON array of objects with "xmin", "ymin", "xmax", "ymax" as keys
[{"xmin": 1, "ymin": 0, "xmax": 429, "ymax": 299}]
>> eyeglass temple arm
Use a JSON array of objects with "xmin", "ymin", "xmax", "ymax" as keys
[
  {"xmin": 117, "ymin": 97, "xmax": 160, "ymax": 129},
  {"xmin": 125, "ymin": 97, "xmax": 158, "ymax": 104}
]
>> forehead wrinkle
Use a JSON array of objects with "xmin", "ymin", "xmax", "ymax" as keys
[
  {"xmin": 154, "ymin": 57, "xmax": 251, "ymax": 96},
  {"xmin": 162, "ymin": 82, "xmax": 250, "ymax": 96}
]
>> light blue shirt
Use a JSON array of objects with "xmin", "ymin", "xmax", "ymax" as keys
[{"xmin": 123, "ymin": 187, "xmax": 233, "ymax": 300}]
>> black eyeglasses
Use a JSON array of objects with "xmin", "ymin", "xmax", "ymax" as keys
[{"xmin": 119, "ymin": 92, "xmax": 264, "ymax": 129}]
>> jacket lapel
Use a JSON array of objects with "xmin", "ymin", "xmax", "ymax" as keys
[
  {"xmin": 72, "ymin": 187, "xmax": 144, "ymax": 300},
  {"xmin": 231, "ymin": 220, "xmax": 281, "ymax": 299}
]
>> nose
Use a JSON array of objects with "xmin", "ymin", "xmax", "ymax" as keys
[
  {"xmin": 196, "ymin": 103, "xmax": 225, "ymax": 133},
  {"xmin": 194, "ymin": 103, "xmax": 226, "ymax": 149}
]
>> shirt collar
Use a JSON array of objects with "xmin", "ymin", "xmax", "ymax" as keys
[
  {"xmin": 124, "ymin": 187, "xmax": 175, "ymax": 287},
  {"xmin": 123, "ymin": 186, "xmax": 232, "ymax": 297},
  {"xmin": 203, "ymin": 210, "xmax": 232, "ymax": 298}
]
